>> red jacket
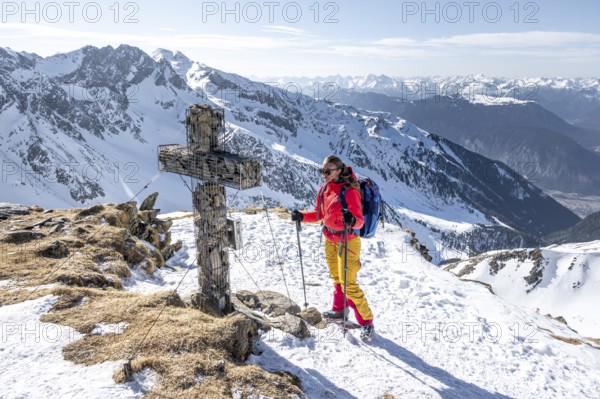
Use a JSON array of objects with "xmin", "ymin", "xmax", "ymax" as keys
[{"xmin": 302, "ymin": 168, "xmax": 364, "ymax": 242}]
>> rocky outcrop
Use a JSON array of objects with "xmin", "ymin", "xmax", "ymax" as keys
[
  {"xmin": 0, "ymin": 193, "xmax": 182, "ymax": 288},
  {"xmin": 0, "ymin": 203, "xmax": 32, "ymax": 219},
  {"xmin": 405, "ymin": 230, "xmax": 433, "ymax": 262}
]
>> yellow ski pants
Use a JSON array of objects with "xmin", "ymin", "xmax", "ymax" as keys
[{"xmin": 324, "ymin": 236, "xmax": 373, "ymax": 324}]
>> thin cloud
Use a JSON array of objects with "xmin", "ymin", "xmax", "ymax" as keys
[
  {"xmin": 334, "ymin": 31, "xmax": 600, "ymax": 60},
  {"xmin": 329, "ymin": 45, "xmax": 444, "ymax": 59},
  {"xmin": 427, "ymin": 31, "xmax": 600, "ymax": 47},
  {"xmin": 0, "ymin": 23, "xmax": 338, "ymax": 55},
  {"xmin": 2, "ymin": 23, "xmax": 599, "ymax": 76},
  {"xmin": 374, "ymin": 38, "xmax": 419, "ymax": 46},
  {"xmin": 0, "ymin": 23, "xmax": 320, "ymax": 53},
  {"xmin": 261, "ymin": 25, "xmax": 316, "ymax": 37}
]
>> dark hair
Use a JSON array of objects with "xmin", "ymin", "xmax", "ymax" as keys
[{"xmin": 323, "ymin": 155, "xmax": 359, "ymax": 190}]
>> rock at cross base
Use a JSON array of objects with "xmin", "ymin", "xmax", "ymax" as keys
[
  {"xmin": 256, "ymin": 290, "xmax": 301, "ymax": 317},
  {"xmin": 231, "ymin": 292, "xmax": 311, "ymax": 339},
  {"xmin": 270, "ymin": 313, "xmax": 311, "ymax": 339},
  {"xmin": 299, "ymin": 307, "xmax": 323, "ymax": 326},
  {"xmin": 236, "ymin": 290, "xmax": 260, "ymax": 309}
]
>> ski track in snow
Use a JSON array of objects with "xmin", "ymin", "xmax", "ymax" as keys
[{"xmin": 2, "ymin": 212, "xmax": 600, "ymax": 398}]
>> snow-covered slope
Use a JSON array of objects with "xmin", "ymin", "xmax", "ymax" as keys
[
  {"xmin": 3, "ymin": 211, "xmax": 600, "ymax": 398},
  {"xmin": 0, "ymin": 45, "xmax": 580, "ymax": 260},
  {"xmin": 445, "ymin": 242, "xmax": 600, "ymax": 337},
  {"xmin": 237, "ymin": 217, "xmax": 600, "ymax": 398}
]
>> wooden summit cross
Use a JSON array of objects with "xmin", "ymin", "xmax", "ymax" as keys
[{"xmin": 158, "ymin": 104, "xmax": 261, "ymax": 314}]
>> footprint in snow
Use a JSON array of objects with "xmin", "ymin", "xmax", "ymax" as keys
[{"xmin": 436, "ymin": 298, "xmax": 460, "ymax": 307}]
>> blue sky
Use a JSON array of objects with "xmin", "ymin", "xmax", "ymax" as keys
[{"xmin": 1, "ymin": 0, "xmax": 599, "ymax": 77}]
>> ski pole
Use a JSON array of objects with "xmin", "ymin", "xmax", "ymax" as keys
[
  {"xmin": 342, "ymin": 215, "xmax": 349, "ymax": 336},
  {"xmin": 295, "ymin": 219, "xmax": 308, "ymax": 308}
]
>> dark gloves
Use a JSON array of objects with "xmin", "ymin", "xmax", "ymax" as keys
[
  {"xmin": 341, "ymin": 209, "xmax": 356, "ymax": 227},
  {"xmin": 291, "ymin": 210, "xmax": 304, "ymax": 222}
]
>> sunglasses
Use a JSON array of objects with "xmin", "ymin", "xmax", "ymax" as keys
[{"xmin": 320, "ymin": 167, "xmax": 339, "ymax": 176}]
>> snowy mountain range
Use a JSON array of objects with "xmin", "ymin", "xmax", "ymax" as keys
[
  {"xmin": 268, "ymin": 74, "xmax": 600, "ymax": 124},
  {"xmin": 0, "ymin": 45, "xmax": 581, "ymax": 260},
  {"xmin": 331, "ymin": 90, "xmax": 600, "ymax": 197}
]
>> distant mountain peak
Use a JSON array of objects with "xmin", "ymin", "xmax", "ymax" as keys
[
  {"xmin": 152, "ymin": 48, "xmax": 189, "ymax": 60},
  {"xmin": 152, "ymin": 48, "xmax": 206, "ymax": 83}
]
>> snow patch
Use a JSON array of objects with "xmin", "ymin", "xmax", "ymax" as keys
[
  {"xmin": 469, "ymin": 94, "xmax": 530, "ymax": 106},
  {"xmin": 126, "ymin": 367, "xmax": 160, "ymax": 395},
  {"xmin": 91, "ymin": 322, "xmax": 129, "ymax": 336}
]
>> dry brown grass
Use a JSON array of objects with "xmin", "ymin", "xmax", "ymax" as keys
[
  {"xmin": 238, "ymin": 206, "xmax": 290, "ymax": 219},
  {"xmin": 38, "ymin": 287, "xmax": 301, "ymax": 398},
  {"xmin": 1, "ymin": 203, "xmax": 304, "ymax": 398},
  {"xmin": 114, "ymin": 355, "xmax": 301, "ymax": 399},
  {"xmin": 0, "ymin": 204, "xmax": 161, "ymax": 291},
  {"xmin": 0, "ymin": 287, "xmax": 54, "ymax": 306},
  {"xmin": 535, "ymin": 326, "xmax": 600, "ymax": 350},
  {"xmin": 550, "ymin": 334, "xmax": 583, "ymax": 346},
  {"xmin": 239, "ymin": 206, "xmax": 264, "ymax": 215},
  {"xmin": 268, "ymin": 207, "xmax": 291, "ymax": 219}
]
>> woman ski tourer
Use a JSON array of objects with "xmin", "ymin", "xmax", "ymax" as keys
[{"xmin": 291, "ymin": 155, "xmax": 374, "ymax": 340}]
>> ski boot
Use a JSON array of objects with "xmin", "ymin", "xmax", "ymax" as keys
[
  {"xmin": 360, "ymin": 324, "xmax": 375, "ymax": 341},
  {"xmin": 322, "ymin": 308, "xmax": 349, "ymax": 320}
]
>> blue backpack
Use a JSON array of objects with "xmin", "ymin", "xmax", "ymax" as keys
[{"xmin": 340, "ymin": 177, "xmax": 383, "ymax": 238}]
